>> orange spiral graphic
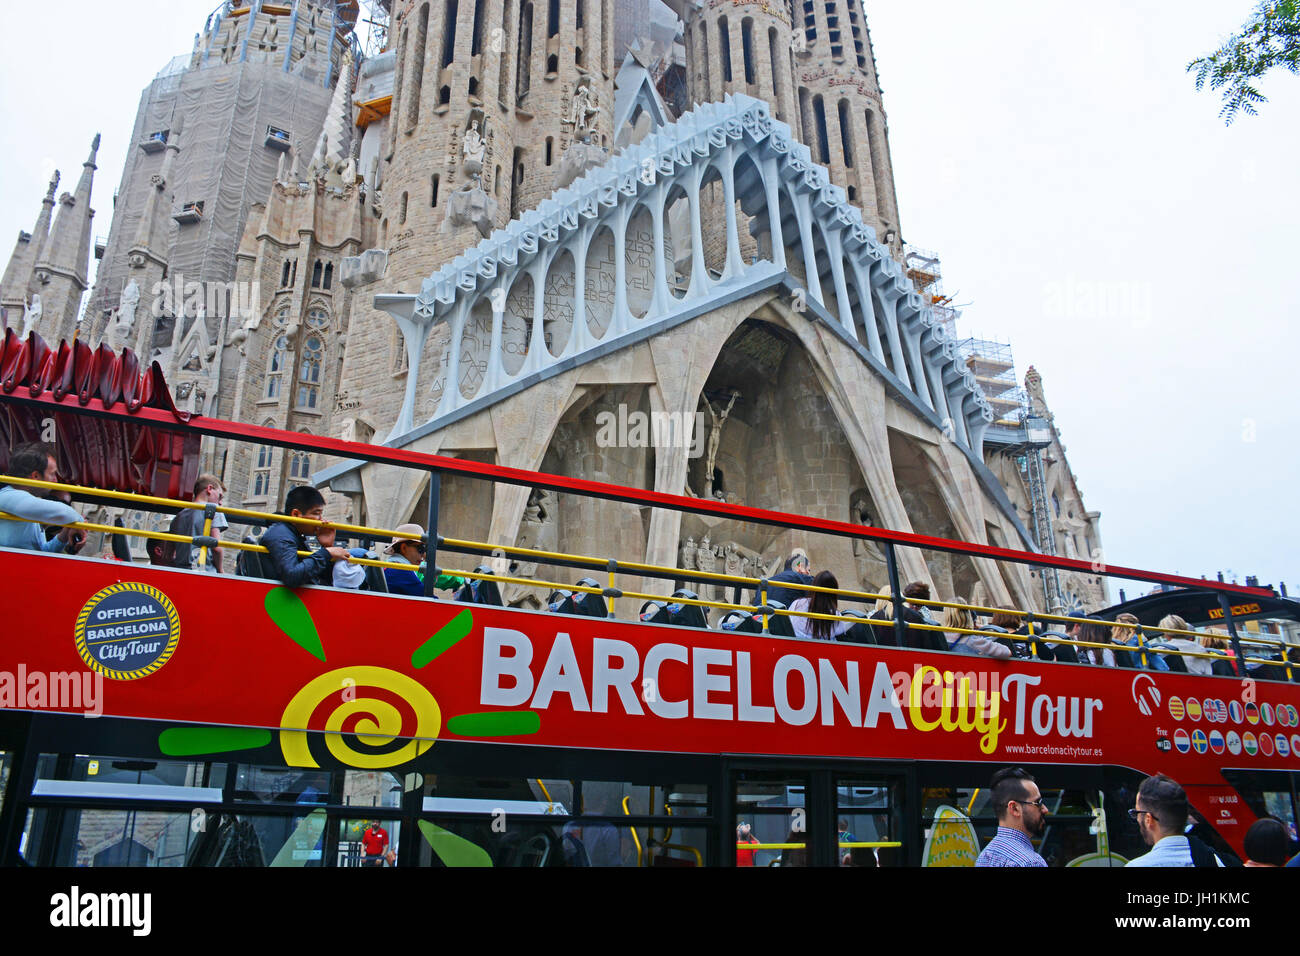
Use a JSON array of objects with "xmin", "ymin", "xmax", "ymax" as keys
[{"xmin": 279, "ymin": 666, "xmax": 441, "ymax": 769}]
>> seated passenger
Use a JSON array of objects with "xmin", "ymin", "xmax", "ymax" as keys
[
  {"xmin": 0, "ymin": 442, "xmax": 86, "ymax": 554},
  {"xmin": 382, "ymin": 523, "xmax": 428, "ymax": 596},
  {"xmin": 164, "ymin": 473, "xmax": 227, "ymax": 572},
  {"xmin": 789, "ymin": 571, "xmax": 855, "ymax": 641},
  {"xmin": 902, "ymin": 582, "xmax": 949, "ymax": 653},
  {"xmin": 1157, "ymin": 614, "xmax": 1210, "ymax": 676},
  {"xmin": 1111, "ymin": 613, "xmax": 1170, "ymax": 671},
  {"xmin": 982, "ymin": 608, "xmax": 1031, "ymax": 657},
  {"xmin": 945, "ymin": 599, "xmax": 1010, "ymax": 658},
  {"xmin": 1075, "ymin": 620, "xmax": 1116, "ymax": 666},
  {"xmin": 261, "ymin": 485, "xmax": 350, "ymax": 587},
  {"xmin": 759, "ymin": 548, "xmax": 813, "ymax": 607},
  {"xmin": 867, "ymin": 585, "xmax": 918, "ymax": 646}
]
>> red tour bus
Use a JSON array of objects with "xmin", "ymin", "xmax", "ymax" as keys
[{"xmin": 0, "ymin": 332, "xmax": 1296, "ymax": 868}]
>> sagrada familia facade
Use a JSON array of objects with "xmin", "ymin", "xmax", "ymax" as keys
[{"xmin": 0, "ymin": 0, "xmax": 1106, "ymax": 614}]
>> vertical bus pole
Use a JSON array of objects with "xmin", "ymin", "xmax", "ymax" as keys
[
  {"xmin": 884, "ymin": 542, "xmax": 907, "ymax": 647},
  {"xmin": 423, "ymin": 469, "xmax": 442, "ymax": 598},
  {"xmin": 1216, "ymin": 592, "xmax": 1247, "ymax": 678}
]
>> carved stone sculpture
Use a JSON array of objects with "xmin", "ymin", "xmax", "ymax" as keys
[
  {"xmin": 462, "ymin": 120, "xmax": 485, "ymax": 177},
  {"xmin": 20, "ymin": 294, "xmax": 41, "ymax": 337}
]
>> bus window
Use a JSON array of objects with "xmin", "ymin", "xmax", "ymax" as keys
[
  {"xmin": 414, "ymin": 773, "xmax": 712, "ymax": 866},
  {"xmin": 732, "ymin": 770, "xmax": 809, "ymax": 867},
  {"xmin": 0, "ymin": 751, "xmax": 9, "ymax": 821},
  {"xmin": 834, "ymin": 775, "xmax": 903, "ymax": 867},
  {"xmin": 1223, "ymin": 769, "xmax": 1300, "ymax": 846}
]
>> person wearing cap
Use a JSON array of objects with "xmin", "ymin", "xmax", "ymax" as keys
[{"xmin": 382, "ymin": 523, "xmax": 463, "ymax": 596}]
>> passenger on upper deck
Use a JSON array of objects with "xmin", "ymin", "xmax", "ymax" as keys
[
  {"xmin": 1156, "ymin": 614, "xmax": 1211, "ymax": 675},
  {"xmin": 944, "ymin": 600, "xmax": 1011, "ymax": 659},
  {"xmin": 1110, "ymin": 613, "xmax": 1170, "ymax": 671},
  {"xmin": 164, "ymin": 473, "xmax": 227, "ymax": 573},
  {"xmin": 1074, "ymin": 620, "xmax": 1116, "ymax": 667},
  {"xmin": 261, "ymin": 486, "xmax": 350, "ymax": 587},
  {"xmin": 0, "ymin": 442, "xmax": 85, "ymax": 555},
  {"xmin": 789, "ymin": 571, "xmax": 856, "ymax": 641},
  {"xmin": 382, "ymin": 523, "xmax": 464, "ymax": 597},
  {"xmin": 902, "ymin": 582, "xmax": 949, "ymax": 653},
  {"xmin": 762, "ymin": 548, "xmax": 813, "ymax": 606}
]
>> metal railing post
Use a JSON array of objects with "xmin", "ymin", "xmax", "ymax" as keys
[
  {"xmin": 423, "ymin": 469, "xmax": 442, "ymax": 598},
  {"xmin": 1216, "ymin": 593, "xmax": 1247, "ymax": 678},
  {"xmin": 884, "ymin": 541, "xmax": 907, "ymax": 647}
]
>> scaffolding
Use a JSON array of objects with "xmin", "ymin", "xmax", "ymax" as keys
[
  {"xmin": 956, "ymin": 336, "xmax": 1028, "ymax": 428},
  {"xmin": 904, "ymin": 245, "xmax": 959, "ymax": 338}
]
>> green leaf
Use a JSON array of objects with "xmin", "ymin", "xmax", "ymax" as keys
[{"xmin": 265, "ymin": 587, "xmax": 326, "ymax": 661}]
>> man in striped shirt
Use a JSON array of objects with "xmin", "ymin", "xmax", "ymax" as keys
[{"xmin": 975, "ymin": 767, "xmax": 1049, "ymax": 867}]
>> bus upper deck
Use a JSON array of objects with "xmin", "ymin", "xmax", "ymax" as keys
[{"xmin": 1, "ymin": 332, "xmax": 1298, "ymax": 867}]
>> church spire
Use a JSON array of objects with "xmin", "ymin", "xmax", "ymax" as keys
[
  {"xmin": 33, "ymin": 133, "xmax": 100, "ymax": 340},
  {"xmin": 0, "ymin": 170, "xmax": 60, "ymax": 320},
  {"xmin": 309, "ymin": 48, "xmax": 356, "ymax": 186}
]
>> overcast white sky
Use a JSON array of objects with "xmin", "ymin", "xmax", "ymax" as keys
[{"xmin": 2, "ymin": 1, "xmax": 1297, "ymax": 598}]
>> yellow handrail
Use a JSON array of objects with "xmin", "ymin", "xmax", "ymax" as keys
[{"xmin": 621, "ymin": 796, "xmax": 643, "ymax": 868}]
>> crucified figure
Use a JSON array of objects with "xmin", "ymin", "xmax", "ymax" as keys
[{"xmin": 703, "ymin": 389, "xmax": 739, "ymax": 498}]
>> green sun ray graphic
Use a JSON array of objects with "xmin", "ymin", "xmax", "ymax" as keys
[
  {"xmin": 418, "ymin": 820, "xmax": 493, "ymax": 867},
  {"xmin": 156, "ymin": 601, "xmax": 540, "ymax": 765}
]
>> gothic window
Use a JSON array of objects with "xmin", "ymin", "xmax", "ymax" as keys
[
  {"xmin": 547, "ymin": 0, "xmax": 559, "ymax": 37},
  {"xmin": 311, "ymin": 259, "xmax": 323, "ymax": 288},
  {"xmin": 813, "ymin": 95, "xmax": 830, "ymax": 164},
  {"xmin": 266, "ymin": 335, "xmax": 288, "ymax": 398},
  {"xmin": 741, "ymin": 18, "xmax": 755, "ymax": 85},
  {"xmin": 289, "ymin": 448, "xmax": 312, "ymax": 484},
  {"xmin": 431, "ymin": 174, "xmax": 441, "ymax": 207},
  {"xmin": 306, "ymin": 307, "xmax": 329, "ymax": 332},
  {"xmin": 408, "ymin": 4, "xmax": 430, "ymax": 130},
  {"xmin": 280, "ymin": 260, "xmax": 292, "ymax": 288},
  {"xmin": 718, "ymin": 17, "xmax": 732, "ymax": 84},
  {"xmin": 470, "ymin": 0, "xmax": 485, "ymax": 56},
  {"xmin": 252, "ymin": 432, "xmax": 275, "ymax": 497},
  {"xmin": 1052, "ymin": 492, "xmax": 1061, "ymax": 518},
  {"xmin": 499, "ymin": 0, "xmax": 514, "ymax": 103},
  {"xmin": 838, "ymin": 98, "xmax": 854, "ymax": 165},
  {"xmin": 516, "ymin": 2, "xmax": 533, "ymax": 102},
  {"xmin": 442, "ymin": 0, "xmax": 459, "ymax": 67},
  {"xmin": 296, "ymin": 335, "xmax": 324, "ymax": 410},
  {"xmin": 545, "ymin": 137, "xmax": 553, "ymax": 166},
  {"xmin": 323, "ymin": 263, "xmax": 333, "ymax": 290}
]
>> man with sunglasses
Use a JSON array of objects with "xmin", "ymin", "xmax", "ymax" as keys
[
  {"xmin": 1125, "ymin": 774, "xmax": 1223, "ymax": 867},
  {"xmin": 975, "ymin": 767, "xmax": 1049, "ymax": 866},
  {"xmin": 382, "ymin": 523, "xmax": 463, "ymax": 596}
]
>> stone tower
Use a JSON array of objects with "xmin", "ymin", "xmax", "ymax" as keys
[
  {"xmin": 790, "ymin": 0, "xmax": 903, "ymax": 252},
  {"xmin": 15, "ymin": 135, "xmax": 101, "ymax": 343},
  {"xmin": 336, "ymin": 0, "xmax": 619, "ymax": 442},
  {"xmin": 0, "ymin": 171, "xmax": 60, "ymax": 331},
  {"xmin": 84, "ymin": 1, "xmax": 351, "ymax": 376}
]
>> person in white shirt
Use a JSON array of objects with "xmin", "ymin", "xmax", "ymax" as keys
[
  {"xmin": 789, "ymin": 570, "xmax": 855, "ymax": 641},
  {"xmin": 1157, "ymin": 614, "xmax": 1212, "ymax": 675},
  {"xmin": 1126, "ymin": 774, "xmax": 1223, "ymax": 867}
]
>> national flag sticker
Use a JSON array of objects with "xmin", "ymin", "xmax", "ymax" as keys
[
  {"xmin": 1245, "ymin": 702, "xmax": 1260, "ymax": 725},
  {"xmin": 1226, "ymin": 731, "xmax": 1242, "ymax": 755},
  {"xmin": 1228, "ymin": 700, "xmax": 1244, "ymax": 724},
  {"xmin": 1291, "ymin": 734, "xmax": 1300, "ymax": 757},
  {"xmin": 1186, "ymin": 698, "xmax": 1203, "ymax": 721},
  {"xmin": 1261, "ymin": 703, "xmax": 1275, "ymax": 726},
  {"xmin": 1259, "ymin": 733, "xmax": 1275, "ymax": 757},
  {"xmin": 1287, "ymin": 705, "xmax": 1299, "ymax": 727},
  {"xmin": 1191, "ymin": 729, "xmax": 1208, "ymax": 754},
  {"xmin": 1212, "ymin": 699, "xmax": 1228, "ymax": 723},
  {"xmin": 1173, "ymin": 729, "xmax": 1191, "ymax": 754},
  {"xmin": 1243, "ymin": 733, "xmax": 1258, "ymax": 756},
  {"xmin": 1208, "ymin": 730, "xmax": 1225, "ymax": 755},
  {"xmin": 1168, "ymin": 696, "xmax": 1185, "ymax": 720},
  {"xmin": 1276, "ymin": 735, "xmax": 1290, "ymax": 759}
]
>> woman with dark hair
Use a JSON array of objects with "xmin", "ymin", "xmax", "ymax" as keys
[
  {"xmin": 980, "ymin": 606, "xmax": 1029, "ymax": 657},
  {"xmin": 789, "ymin": 570, "xmax": 855, "ymax": 641},
  {"xmin": 1242, "ymin": 818, "xmax": 1290, "ymax": 867},
  {"xmin": 1076, "ymin": 620, "xmax": 1116, "ymax": 666}
]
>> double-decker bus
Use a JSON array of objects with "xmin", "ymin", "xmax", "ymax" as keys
[{"xmin": 1, "ymin": 332, "xmax": 1297, "ymax": 868}]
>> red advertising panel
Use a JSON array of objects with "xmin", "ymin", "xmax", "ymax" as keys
[{"xmin": 3, "ymin": 550, "xmax": 1298, "ymax": 799}]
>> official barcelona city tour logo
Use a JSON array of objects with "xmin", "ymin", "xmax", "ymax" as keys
[{"xmin": 74, "ymin": 583, "xmax": 180, "ymax": 680}]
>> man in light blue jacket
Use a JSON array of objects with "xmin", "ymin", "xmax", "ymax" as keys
[{"xmin": 0, "ymin": 442, "xmax": 85, "ymax": 553}]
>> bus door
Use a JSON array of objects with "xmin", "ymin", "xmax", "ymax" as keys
[{"xmin": 725, "ymin": 759, "xmax": 912, "ymax": 867}]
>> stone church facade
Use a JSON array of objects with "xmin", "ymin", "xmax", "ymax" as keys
[{"xmin": 2, "ymin": 0, "xmax": 1106, "ymax": 615}]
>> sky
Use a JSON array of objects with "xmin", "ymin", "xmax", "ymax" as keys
[{"xmin": 1, "ymin": 1, "xmax": 1297, "ymax": 596}]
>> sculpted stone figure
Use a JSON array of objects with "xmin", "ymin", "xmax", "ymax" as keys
[
  {"xmin": 569, "ymin": 78, "xmax": 600, "ymax": 143},
  {"xmin": 679, "ymin": 535, "xmax": 696, "ymax": 571},
  {"xmin": 462, "ymin": 120, "xmax": 485, "ymax": 175},
  {"xmin": 703, "ymin": 389, "xmax": 739, "ymax": 498},
  {"xmin": 107, "ymin": 280, "xmax": 141, "ymax": 349},
  {"xmin": 20, "ymin": 294, "xmax": 42, "ymax": 338}
]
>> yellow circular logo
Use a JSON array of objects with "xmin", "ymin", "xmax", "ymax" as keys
[
  {"xmin": 279, "ymin": 666, "xmax": 441, "ymax": 769},
  {"xmin": 1168, "ymin": 696, "xmax": 1185, "ymax": 720},
  {"xmin": 74, "ymin": 583, "xmax": 180, "ymax": 680}
]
